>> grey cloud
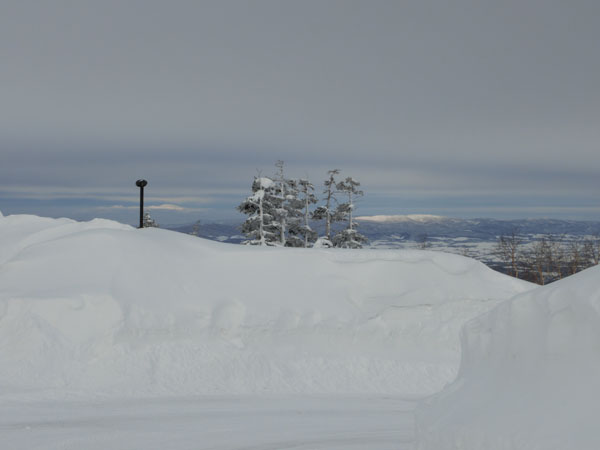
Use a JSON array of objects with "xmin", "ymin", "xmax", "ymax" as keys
[{"xmin": 1, "ymin": 0, "xmax": 599, "ymax": 221}]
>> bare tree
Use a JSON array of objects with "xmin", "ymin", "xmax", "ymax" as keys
[
  {"xmin": 297, "ymin": 178, "xmax": 318, "ymax": 247},
  {"xmin": 495, "ymin": 228, "xmax": 523, "ymax": 278},
  {"xmin": 584, "ymin": 233, "xmax": 600, "ymax": 266},
  {"xmin": 566, "ymin": 238, "xmax": 586, "ymax": 275},
  {"xmin": 546, "ymin": 234, "xmax": 567, "ymax": 280},
  {"xmin": 312, "ymin": 169, "xmax": 343, "ymax": 244},
  {"xmin": 417, "ymin": 234, "xmax": 431, "ymax": 249},
  {"xmin": 525, "ymin": 237, "xmax": 550, "ymax": 285},
  {"xmin": 460, "ymin": 247, "xmax": 473, "ymax": 258}
]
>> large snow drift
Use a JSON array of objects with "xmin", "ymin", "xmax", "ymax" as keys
[
  {"xmin": 417, "ymin": 264, "xmax": 600, "ymax": 450},
  {"xmin": 0, "ymin": 214, "xmax": 532, "ymax": 400}
]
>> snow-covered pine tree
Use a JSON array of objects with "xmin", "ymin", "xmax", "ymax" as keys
[
  {"xmin": 284, "ymin": 178, "xmax": 313, "ymax": 247},
  {"xmin": 272, "ymin": 160, "xmax": 289, "ymax": 246},
  {"xmin": 271, "ymin": 161, "xmax": 308, "ymax": 247},
  {"xmin": 143, "ymin": 211, "xmax": 159, "ymax": 228},
  {"xmin": 311, "ymin": 169, "xmax": 343, "ymax": 246},
  {"xmin": 332, "ymin": 177, "xmax": 368, "ymax": 248},
  {"xmin": 281, "ymin": 178, "xmax": 302, "ymax": 247},
  {"xmin": 237, "ymin": 176, "xmax": 278, "ymax": 245},
  {"xmin": 295, "ymin": 178, "xmax": 318, "ymax": 247}
]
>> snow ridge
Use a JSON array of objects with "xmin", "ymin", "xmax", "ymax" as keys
[{"xmin": 0, "ymin": 214, "xmax": 532, "ymax": 400}]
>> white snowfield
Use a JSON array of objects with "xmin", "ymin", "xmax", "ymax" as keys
[
  {"xmin": 0, "ymin": 214, "xmax": 531, "ymax": 400},
  {"xmin": 417, "ymin": 264, "xmax": 600, "ymax": 450},
  {"xmin": 3, "ymin": 213, "xmax": 598, "ymax": 449},
  {"xmin": 12, "ymin": 213, "xmax": 589, "ymax": 449}
]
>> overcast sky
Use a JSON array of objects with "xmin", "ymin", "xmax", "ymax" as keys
[{"xmin": 1, "ymin": 0, "xmax": 599, "ymax": 225}]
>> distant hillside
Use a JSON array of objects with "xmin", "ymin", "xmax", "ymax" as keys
[
  {"xmin": 168, "ymin": 216, "xmax": 600, "ymax": 247},
  {"xmin": 356, "ymin": 215, "xmax": 600, "ymax": 241},
  {"xmin": 169, "ymin": 221, "xmax": 245, "ymax": 244}
]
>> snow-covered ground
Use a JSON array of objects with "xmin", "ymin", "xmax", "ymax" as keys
[
  {"xmin": 6, "ymin": 212, "xmax": 578, "ymax": 449},
  {"xmin": 0, "ymin": 214, "xmax": 531, "ymax": 400}
]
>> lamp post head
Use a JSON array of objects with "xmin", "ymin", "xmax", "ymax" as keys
[{"xmin": 136, "ymin": 179, "xmax": 148, "ymax": 188}]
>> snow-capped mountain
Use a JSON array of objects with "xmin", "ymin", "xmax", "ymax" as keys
[{"xmin": 354, "ymin": 214, "xmax": 447, "ymax": 223}]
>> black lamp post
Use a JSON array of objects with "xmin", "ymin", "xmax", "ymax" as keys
[{"xmin": 135, "ymin": 179, "xmax": 148, "ymax": 228}]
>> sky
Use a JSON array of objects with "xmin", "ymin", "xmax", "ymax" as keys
[{"xmin": 1, "ymin": 0, "xmax": 599, "ymax": 226}]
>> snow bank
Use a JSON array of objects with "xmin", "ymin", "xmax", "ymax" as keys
[
  {"xmin": 417, "ymin": 265, "xmax": 600, "ymax": 450},
  {"xmin": 0, "ymin": 215, "xmax": 532, "ymax": 400}
]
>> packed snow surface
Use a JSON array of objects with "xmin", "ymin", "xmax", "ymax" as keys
[
  {"xmin": 1, "ymin": 395, "xmax": 417, "ymax": 450},
  {"xmin": 0, "ymin": 214, "xmax": 532, "ymax": 400},
  {"xmin": 417, "ymin": 264, "xmax": 600, "ymax": 450}
]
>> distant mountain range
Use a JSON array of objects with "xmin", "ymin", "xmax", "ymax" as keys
[
  {"xmin": 167, "ymin": 215, "xmax": 600, "ymax": 246},
  {"xmin": 168, "ymin": 221, "xmax": 245, "ymax": 244},
  {"xmin": 355, "ymin": 215, "xmax": 600, "ymax": 242}
]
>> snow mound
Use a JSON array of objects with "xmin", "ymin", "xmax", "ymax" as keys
[
  {"xmin": 0, "ymin": 215, "xmax": 532, "ymax": 400},
  {"xmin": 417, "ymin": 265, "xmax": 600, "ymax": 450},
  {"xmin": 356, "ymin": 214, "xmax": 446, "ymax": 223}
]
